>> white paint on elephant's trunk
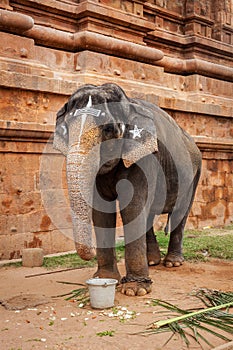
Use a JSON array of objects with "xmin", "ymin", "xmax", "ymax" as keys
[
  {"xmin": 121, "ymin": 123, "xmax": 126, "ymax": 135},
  {"xmin": 61, "ymin": 125, "xmax": 67, "ymax": 136},
  {"xmin": 76, "ymin": 95, "xmax": 92, "ymax": 149}
]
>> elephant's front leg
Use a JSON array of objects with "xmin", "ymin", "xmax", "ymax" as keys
[
  {"xmin": 120, "ymin": 235, "xmax": 153, "ymax": 296},
  {"xmin": 119, "ymin": 197, "xmax": 152, "ymax": 296},
  {"xmin": 92, "ymin": 203, "xmax": 121, "ymax": 282}
]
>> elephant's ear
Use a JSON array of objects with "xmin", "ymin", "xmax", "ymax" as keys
[
  {"xmin": 53, "ymin": 102, "xmax": 69, "ymax": 156},
  {"xmin": 57, "ymin": 103, "xmax": 67, "ymax": 120},
  {"xmin": 122, "ymin": 101, "xmax": 158, "ymax": 168}
]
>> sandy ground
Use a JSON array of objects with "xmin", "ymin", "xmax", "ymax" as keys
[{"xmin": 0, "ymin": 259, "xmax": 232, "ymax": 350}]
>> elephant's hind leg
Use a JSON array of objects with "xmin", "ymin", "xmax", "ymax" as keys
[
  {"xmin": 164, "ymin": 171, "xmax": 201, "ymax": 268},
  {"xmin": 146, "ymin": 228, "xmax": 161, "ymax": 266},
  {"xmin": 164, "ymin": 217, "xmax": 185, "ymax": 268}
]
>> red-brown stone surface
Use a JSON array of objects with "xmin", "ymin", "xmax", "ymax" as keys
[{"xmin": 0, "ymin": 0, "xmax": 232, "ymax": 259}]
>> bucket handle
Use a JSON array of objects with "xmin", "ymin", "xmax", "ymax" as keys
[{"xmin": 103, "ymin": 282, "xmax": 116, "ymax": 288}]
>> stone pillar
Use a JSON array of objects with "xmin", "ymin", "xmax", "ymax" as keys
[
  {"xmin": 184, "ymin": 0, "xmax": 213, "ymax": 37},
  {"xmin": 212, "ymin": 0, "xmax": 233, "ymax": 44},
  {"xmin": 0, "ymin": 0, "xmax": 12, "ymax": 10}
]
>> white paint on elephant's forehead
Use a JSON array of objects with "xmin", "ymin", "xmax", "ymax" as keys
[
  {"xmin": 73, "ymin": 95, "xmax": 102, "ymax": 117},
  {"xmin": 87, "ymin": 95, "xmax": 92, "ymax": 108},
  {"xmin": 121, "ymin": 123, "xmax": 126, "ymax": 134},
  {"xmin": 129, "ymin": 125, "xmax": 143, "ymax": 139}
]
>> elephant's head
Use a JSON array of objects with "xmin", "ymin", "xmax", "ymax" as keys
[{"xmin": 53, "ymin": 83, "xmax": 158, "ymax": 260}]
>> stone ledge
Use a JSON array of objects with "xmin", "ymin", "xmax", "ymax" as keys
[
  {"xmin": 194, "ymin": 136, "xmax": 233, "ymax": 154},
  {"xmin": 156, "ymin": 56, "xmax": 233, "ymax": 82},
  {"xmin": 0, "ymin": 249, "xmax": 76, "ymax": 266},
  {"xmin": 0, "ymin": 120, "xmax": 54, "ymax": 139},
  {"xmin": 0, "ymin": 7, "xmax": 232, "ymax": 82},
  {"xmin": 0, "ymin": 120, "xmax": 232, "ymax": 155},
  {"xmin": 13, "ymin": 0, "xmax": 77, "ymax": 17},
  {"xmin": 76, "ymin": 0, "xmax": 155, "ymax": 33},
  {"xmin": 0, "ymin": 66, "xmax": 232, "ymax": 116},
  {"xmin": 0, "ymin": 56, "xmax": 54, "ymax": 78},
  {"xmin": 73, "ymin": 31, "xmax": 164, "ymax": 62},
  {"xmin": 13, "ymin": 0, "xmax": 154, "ymax": 35},
  {"xmin": 0, "ymin": 8, "xmax": 34, "ymax": 32},
  {"xmin": 0, "ymin": 69, "xmax": 78, "ymax": 94},
  {"xmin": 25, "ymin": 25, "xmax": 233, "ymax": 81},
  {"xmin": 147, "ymin": 29, "xmax": 233, "ymax": 58},
  {"xmin": 160, "ymin": 97, "xmax": 232, "ymax": 117}
]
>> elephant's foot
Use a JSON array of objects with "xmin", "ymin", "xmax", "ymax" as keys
[
  {"xmin": 118, "ymin": 277, "xmax": 152, "ymax": 296},
  {"xmin": 93, "ymin": 268, "xmax": 121, "ymax": 282},
  {"xmin": 163, "ymin": 252, "xmax": 184, "ymax": 267},
  {"xmin": 147, "ymin": 246, "xmax": 161, "ymax": 266}
]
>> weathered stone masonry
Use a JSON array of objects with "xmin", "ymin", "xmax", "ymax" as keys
[{"xmin": 0, "ymin": 0, "xmax": 232, "ymax": 259}]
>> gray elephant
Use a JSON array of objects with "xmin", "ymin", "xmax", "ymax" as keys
[{"xmin": 53, "ymin": 83, "xmax": 201, "ymax": 296}]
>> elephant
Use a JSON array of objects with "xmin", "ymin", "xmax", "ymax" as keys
[{"xmin": 53, "ymin": 83, "xmax": 202, "ymax": 296}]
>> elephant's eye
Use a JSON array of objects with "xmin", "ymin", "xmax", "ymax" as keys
[
  {"xmin": 103, "ymin": 124, "xmax": 120, "ymax": 139},
  {"xmin": 104, "ymin": 125, "xmax": 114, "ymax": 134}
]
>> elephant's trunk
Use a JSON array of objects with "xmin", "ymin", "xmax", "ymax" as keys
[{"xmin": 66, "ymin": 120, "xmax": 100, "ymax": 261}]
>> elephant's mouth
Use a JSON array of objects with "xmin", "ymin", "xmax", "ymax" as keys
[
  {"xmin": 104, "ymin": 159, "xmax": 119, "ymax": 166},
  {"xmin": 98, "ymin": 159, "xmax": 120, "ymax": 174}
]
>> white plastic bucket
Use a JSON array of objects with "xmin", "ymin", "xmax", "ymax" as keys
[{"xmin": 86, "ymin": 278, "xmax": 118, "ymax": 309}]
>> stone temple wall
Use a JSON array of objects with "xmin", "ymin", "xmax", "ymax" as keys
[{"xmin": 0, "ymin": 0, "xmax": 232, "ymax": 260}]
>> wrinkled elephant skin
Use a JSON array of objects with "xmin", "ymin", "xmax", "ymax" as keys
[{"xmin": 53, "ymin": 83, "xmax": 202, "ymax": 296}]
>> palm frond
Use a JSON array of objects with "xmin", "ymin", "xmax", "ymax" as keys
[
  {"xmin": 54, "ymin": 281, "xmax": 90, "ymax": 306},
  {"xmin": 64, "ymin": 286, "xmax": 90, "ymax": 305},
  {"xmin": 140, "ymin": 289, "xmax": 233, "ymax": 348},
  {"xmin": 194, "ymin": 288, "xmax": 233, "ymax": 307}
]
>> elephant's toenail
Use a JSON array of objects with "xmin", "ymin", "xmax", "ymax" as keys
[
  {"xmin": 137, "ymin": 288, "xmax": 147, "ymax": 296},
  {"xmin": 125, "ymin": 289, "xmax": 135, "ymax": 296},
  {"xmin": 148, "ymin": 260, "xmax": 156, "ymax": 266},
  {"xmin": 165, "ymin": 262, "xmax": 173, "ymax": 268}
]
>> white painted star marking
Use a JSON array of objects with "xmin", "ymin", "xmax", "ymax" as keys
[{"xmin": 129, "ymin": 125, "xmax": 143, "ymax": 139}]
